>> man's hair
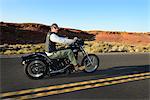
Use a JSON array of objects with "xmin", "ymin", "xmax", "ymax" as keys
[{"xmin": 51, "ymin": 23, "xmax": 59, "ymax": 28}]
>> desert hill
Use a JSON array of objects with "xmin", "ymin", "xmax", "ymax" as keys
[
  {"xmin": 0, "ymin": 22, "xmax": 94, "ymax": 44},
  {"xmin": 87, "ymin": 30, "xmax": 150, "ymax": 45},
  {"xmin": 1, "ymin": 22, "xmax": 150, "ymax": 54},
  {"xmin": 0, "ymin": 22, "xmax": 150, "ymax": 45}
]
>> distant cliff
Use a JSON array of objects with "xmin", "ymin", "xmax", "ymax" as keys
[
  {"xmin": 0, "ymin": 22, "xmax": 95, "ymax": 44},
  {"xmin": 0, "ymin": 22, "xmax": 149, "ymax": 45}
]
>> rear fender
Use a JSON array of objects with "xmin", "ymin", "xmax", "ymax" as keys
[{"xmin": 21, "ymin": 53, "xmax": 51, "ymax": 65}]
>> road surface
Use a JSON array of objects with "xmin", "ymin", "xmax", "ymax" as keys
[{"xmin": 0, "ymin": 53, "xmax": 150, "ymax": 100}]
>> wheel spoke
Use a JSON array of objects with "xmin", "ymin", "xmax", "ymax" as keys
[
  {"xmin": 86, "ymin": 63, "xmax": 91, "ymax": 67},
  {"xmin": 82, "ymin": 54, "xmax": 99, "ymax": 73},
  {"xmin": 27, "ymin": 60, "xmax": 46, "ymax": 78}
]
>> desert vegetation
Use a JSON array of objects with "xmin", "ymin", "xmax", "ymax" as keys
[
  {"xmin": 0, "ymin": 41, "xmax": 149, "ymax": 55},
  {"xmin": 84, "ymin": 41, "xmax": 150, "ymax": 53}
]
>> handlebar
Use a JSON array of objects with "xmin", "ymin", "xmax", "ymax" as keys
[{"xmin": 70, "ymin": 38, "xmax": 84, "ymax": 47}]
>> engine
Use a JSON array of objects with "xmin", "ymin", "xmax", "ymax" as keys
[{"xmin": 50, "ymin": 58, "xmax": 70, "ymax": 71}]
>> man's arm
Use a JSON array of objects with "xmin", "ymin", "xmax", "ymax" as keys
[{"xmin": 50, "ymin": 33, "xmax": 75, "ymax": 45}]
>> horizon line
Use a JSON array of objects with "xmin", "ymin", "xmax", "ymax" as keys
[{"xmin": 1, "ymin": 21, "xmax": 149, "ymax": 33}]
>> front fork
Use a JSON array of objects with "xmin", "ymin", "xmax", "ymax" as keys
[{"xmin": 80, "ymin": 46, "xmax": 93, "ymax": 65}]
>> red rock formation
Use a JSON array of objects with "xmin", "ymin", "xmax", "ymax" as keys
[
  {"xmin": 0, "ymin": 22, "xmax": 149, "ymax": 45},
  {"xmin": 0, "ymin": 22, "xmax": 95, "ymax": 44}
]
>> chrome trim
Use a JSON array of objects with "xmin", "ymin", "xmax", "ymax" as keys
[{"xmin": 22, "ymin": 61, "xmax": 25, "ymax": 65}]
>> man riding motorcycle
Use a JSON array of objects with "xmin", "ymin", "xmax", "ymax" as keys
[{"xmin": 45, "ymin": 23, "xmax": 85, "ymax": 71}]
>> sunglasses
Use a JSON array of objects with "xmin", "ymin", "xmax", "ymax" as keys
[{"xmin": 53, "ymin": 26, "xmax": 59, "ymax": 29}]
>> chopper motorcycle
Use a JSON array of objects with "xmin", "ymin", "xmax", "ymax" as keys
[{"xmin": 21, "ymin": 39, "xmax": 99, "ymax": 79}]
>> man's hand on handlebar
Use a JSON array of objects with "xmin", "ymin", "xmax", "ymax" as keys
[{"xmin": 73, "ymin": 37, "xmax": 78, "ymax": 41}]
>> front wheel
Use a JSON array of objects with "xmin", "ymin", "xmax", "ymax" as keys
[
  {"xmin": 81, "ymin": 54, "xmax": 99, "ymax": 73},
  {"xmin": 25, "ymin": 60, "xmax": 47, "ymax": 79}
]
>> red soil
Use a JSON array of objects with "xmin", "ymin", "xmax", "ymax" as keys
[
  {"xmin": 88, "ymin": 31, "xmax": 150, "ymax": 45},
  {"xmin": 1, "ymin": 22, "xmax": 150, "ymax": 45}
]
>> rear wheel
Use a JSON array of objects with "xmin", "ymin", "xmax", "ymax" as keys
[
  {"xmin": 81, "ymin": 54, "xmax": 99, "ymax": 73},
  {"xmin": 25, "ymin": 60, "xmax": 47, "ymax": 79}
]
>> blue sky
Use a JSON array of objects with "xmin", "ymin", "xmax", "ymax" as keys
[{"xmin": 0, "ymin": 0, "xmax": 149, "ymax": 32}]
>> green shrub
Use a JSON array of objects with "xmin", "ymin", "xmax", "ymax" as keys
[{"xmin": 0, "ymin": 42, "xmax": 150, "ymax": 55}]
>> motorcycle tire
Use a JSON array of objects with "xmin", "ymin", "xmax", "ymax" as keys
[
  {"xmin": 81, "ymin": 54, "xmax": 99, "ymax": 73},
  {"xmin": 25, "ymin": 60, "xmax": 47, "ymax": 79}
]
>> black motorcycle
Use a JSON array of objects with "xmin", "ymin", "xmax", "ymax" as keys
[{"xmin": 21, "ymin": 39, "xmax": 99, "ymax": 79}]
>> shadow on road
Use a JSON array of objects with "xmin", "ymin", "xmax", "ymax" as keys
[{"xmin": 44, "ymin": 65, "xmax": 150, "ymax": 79}]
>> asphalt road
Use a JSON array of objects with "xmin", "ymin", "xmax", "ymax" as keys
[{"xmin": 0, "ymin": 52, "xmax": 150, "ymax": 100}]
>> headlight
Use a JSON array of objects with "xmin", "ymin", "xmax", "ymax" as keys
[{"xmin": 73, "ymin": 49, "xmax": 78, "ymax": 52}]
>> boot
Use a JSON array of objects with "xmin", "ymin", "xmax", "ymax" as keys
[{"xmin": 74, "ymin": 64, "xmax": 85, "ymax": 71}]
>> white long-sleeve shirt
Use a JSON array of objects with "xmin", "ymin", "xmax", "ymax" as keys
[{"xmin": 50, "ymin": 33, "xmax": 75, "ymax": 45}]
